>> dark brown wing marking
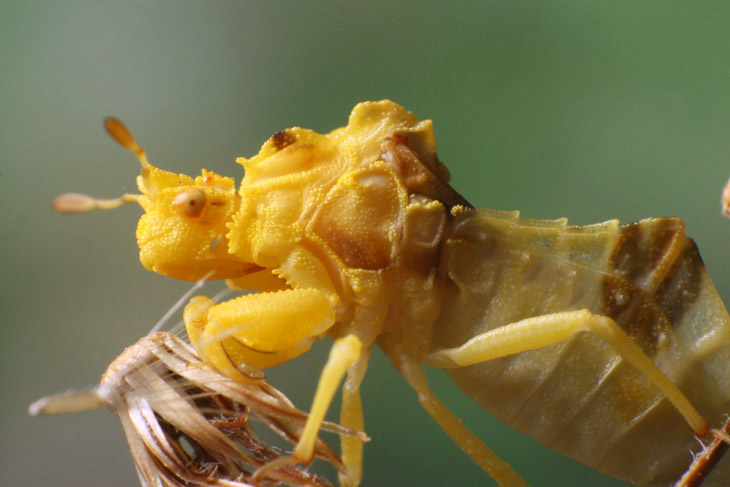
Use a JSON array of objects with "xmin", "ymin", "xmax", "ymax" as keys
[{"xmin": 602, "ymin": 218, "xmax": 703, "ymax": 356}]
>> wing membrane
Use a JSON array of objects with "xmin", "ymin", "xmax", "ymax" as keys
[{"xmin": 435, "ymin": 208, "xmax": 730, "ymax": 485}]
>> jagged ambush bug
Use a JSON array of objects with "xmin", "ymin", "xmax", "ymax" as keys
[
  {"xmin": 29, "ymin": 331, "xmax": 365, "ymax": 487},
  {"xmin": 55, "ymin": 101, "xmax": 730, "ymax": 486}
]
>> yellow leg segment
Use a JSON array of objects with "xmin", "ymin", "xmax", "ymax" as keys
[
  {"xmin": 339, "ymin": 348, "xmax": 371, "ymax": 487},
  {"xmin": 297, "ymin": 335, "xmax": 362, "ymax": 461},
  {"xmin": 184, "ymin": 288, "xmax": 334, "ymax": 379},
  {"xmin": 379, "ymin": 335, "xmax": 527, "ymax": 487},
  {"xmin": 252, "ymin": 335, "xmax": 362, "ymax": 483},
  {"xmin": 427, "ymin": 309, "xmax": 709, "ymax": 435}
]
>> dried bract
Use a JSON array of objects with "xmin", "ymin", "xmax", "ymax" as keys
[
  {"xmin": 30, "ymin": 332, "xmax": 366, "ymax": 487},
  {"xmin": 674, "ymin": 417, "xmax": 730, "ymax": 487}
]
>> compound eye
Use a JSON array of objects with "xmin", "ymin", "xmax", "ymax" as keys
[{"xmin": 173, "ymin": 188, "xmax": 207, "ymax": 218}]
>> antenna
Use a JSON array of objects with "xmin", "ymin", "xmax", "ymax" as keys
[
  {"xmin": 53, "ymin": 117, "xmax": 156, "ymax": 214},
  {"xmin": 103, "ymin": 117, "xmax": 151, "ymax": 170}
]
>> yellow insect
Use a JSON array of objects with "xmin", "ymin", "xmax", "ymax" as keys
[{"xmin": 56, "ymin": 100, "xmax": 730, "ymax": 486}]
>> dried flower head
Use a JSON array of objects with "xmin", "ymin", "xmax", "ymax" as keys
[{"xmin": 30, "ymin": 332, "xmax": 367, "ymax": 487}]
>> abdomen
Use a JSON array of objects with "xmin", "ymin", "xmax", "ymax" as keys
[{"xmin": 432, "ymin": 208, "xmax": 730, "ymax": 485}]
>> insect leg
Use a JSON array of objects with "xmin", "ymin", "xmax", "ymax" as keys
[
  {"xmin": 339, "ymin": 348, "xmax": 371, "ymax": 487},
  {"xmin": 379, "ymin": 334, "xmax": 528, "ymax": 487},
  {"xmin": 252, "ymin": 335, "xmax": 362, "ymax": 482},
  {"xmin": 426, "ymin": 309, "xmax": 709, "ymax": 436},
  {"xmin": 296, "ymin": 335, "xmax": 362, "ymax": 461},
  {"xmin": 183, "ymin": 288, "xmax": 335, "ymax": 382}
]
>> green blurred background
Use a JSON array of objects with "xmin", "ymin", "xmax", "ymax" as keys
[{"xmin": 3, "ymin": 2, "xmax": 730, "ymax": 486}]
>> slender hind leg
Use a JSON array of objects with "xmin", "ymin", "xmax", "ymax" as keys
[
  {"xmin": 379, "ymin": 334, "xmax": 528, "ymax": 487},
  {"xmin": 426, "ymin": 309, "xmax": 709, "ymax": 435}
]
